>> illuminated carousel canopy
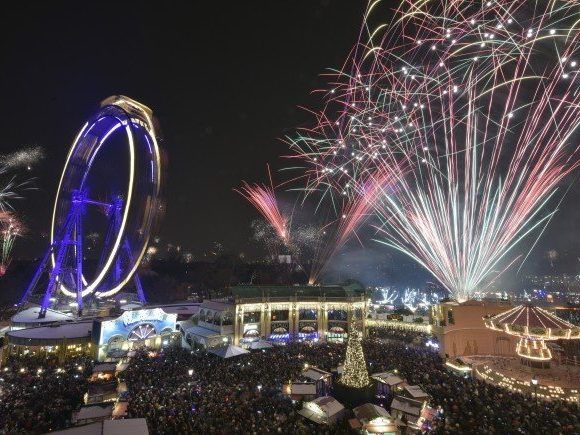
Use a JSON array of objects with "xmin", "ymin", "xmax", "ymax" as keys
[
  {"xmin": 484, "ymin": 304, "xmax": 580, "ymax": 363},
  {"xmin": 484, "ymin": 304, "xmax": 580, "ymax": 340}
]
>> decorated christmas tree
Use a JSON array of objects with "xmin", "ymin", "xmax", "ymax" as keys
[{"xmin": 339, "ymin": 328, "xmax": 370, "ymax": 388}]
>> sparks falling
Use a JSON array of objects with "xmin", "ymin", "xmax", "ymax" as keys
[
  {"xmin": 291, "ymin": 0, "xmax": 579, "ymax": 301},
  {"xmin": 368, "ymin": 0, "xmax": 580, "ymax": 301},
  {"xmin": 236, "ymin": 182, "xmax": 289, "ymax": 246}
]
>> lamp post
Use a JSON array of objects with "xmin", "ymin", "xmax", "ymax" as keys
[{"xmin": 531, "ymin": 376, "xmax": 539, "ymax": 403}]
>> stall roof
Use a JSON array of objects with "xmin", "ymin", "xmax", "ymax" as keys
[
  {"xmin": 7, "ymin": 321, "xmax": 93, "ymax": 346},
  {"xmin": 12, "ymin": 306, "xmax": 75, "ymax": 324},
  {"xmin": 371, "ymin": 372, "xmax": 406, "ymax": 386},
  {"xmin": 72, "ymin": 404, "xmax": 114, "ymax": 423},
  {"xmin": 298, "ymin": 396, "xmax": 345, "ymax": 424},
  {"xmin": 9, "ymin": 321, "xmax": 92, "ymax": 339},
  {"xmin": 286, "ymin": 382, "xmax": 317, "ymax": 395},
  {"xmin": 303, "ymin": 367, "xmax": 331, "ymax": 381},
  {"xmin": 391, "ymin": 397, "xmax": 423, "ymax": 417},
  {"xmin": 185, "ymin": 325, "xmax": 221, "ymax": 338},
  {"xmin": 208, "ymin": 344, "xmax": 250, "ymax": 358},
  {"xmin": 404, "ymin": 385, "xmax": 429, "ymax": 399},
  {"xmin": 353, "ymin": 403, "xmax": 391, "ymax": 422},
  {"xmin": 51, "ymin": 418, "xmax": 149, "ymax": 435}
]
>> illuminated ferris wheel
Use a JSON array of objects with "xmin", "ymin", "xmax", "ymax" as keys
[{"xmin": 21, "ymin": 96, "xmax": 164, "ymax": 317}]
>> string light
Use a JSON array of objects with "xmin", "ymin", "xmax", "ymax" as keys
[{"xmin": 339, "ymin": 328, "xmax": 371, "ymax": 388}]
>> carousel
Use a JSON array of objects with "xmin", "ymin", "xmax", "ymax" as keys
[{"xmin": 484, "ymin": 304, "xmax": 580, "ymax": 369}]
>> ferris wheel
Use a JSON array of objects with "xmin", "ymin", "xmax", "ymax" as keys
[{"xmin": 21, "ymin": 96, "xmax": 164, "ymax": 317}]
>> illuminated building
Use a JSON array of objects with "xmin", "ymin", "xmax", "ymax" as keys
[
  {"xmin": 230, "ymin": 284, "xmax": 367, "ymax": 345},
  {"xmin": 181, "ymin": 284, "xmax": 368, "ymax": 348},
  {"xmin": 3, "ymin": 306, "xmax": 181, "ymax": 362},
  {"xmin": 431, "ymin": 300, "xmax": 516, "ymax": 358}
]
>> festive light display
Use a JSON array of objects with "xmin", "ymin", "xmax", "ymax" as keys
[
  {"xmin": 0, "ymin": 146, "xmax": 45, "ymax": 170},
  {"xmin": 339, "ymin": 328, "xmax": 371, "ymax": 388},
  {"xmin": 379, "ymin": 287, "xmax": 398, "ymax": 305},
  {"xmin": 485, "ymin": 304, "xmax": 580, "ymax": 363},
  {"xmin": 20, "ymin": 96, "xmax": 163, "ymax": 316},
  {"xmin": 236, "ymin": 180, "xmax": 289, "ymax": 245},
  {"xmin": 289, "ymin": 0, "xmax": 580, "ymax": 300},
  {"xmin": 0, "ymin": 212, "xmax": 25, "ymax": 276}
]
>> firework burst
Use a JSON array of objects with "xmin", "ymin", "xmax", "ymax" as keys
[
  {"xmin": 0, "ymin": 212, "xmax": 25, "ymax": 275},
  {"xmin": 236, "ymin": 182, "xmax": 289, "ymax": 246},
  {"xmin": 0, "ymin": 146, "xmax": 45, "ymax": 171},
  {"xmin": 288, "ymin": 0, "xmax": 579, "ymax": 301},
  {"xmin": 363, "ymin": 0, "xmax": 580, "ymax": 301}
]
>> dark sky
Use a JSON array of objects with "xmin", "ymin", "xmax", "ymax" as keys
[
  {"xmin": 0, "ymin": 0, "xmax": 366, "ymax": 257},
  {"xmin": 0, "ymin": 0, "xmax": 578, "ymax": 279}
]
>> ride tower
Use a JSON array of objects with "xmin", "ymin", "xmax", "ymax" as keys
[{"xmin": 20, "ymin": 96, "xmax": 164, "ymax": 318}]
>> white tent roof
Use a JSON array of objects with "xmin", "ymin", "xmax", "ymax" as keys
[
  {"xmin": 51, "ymin": 418, "xmax": 149, "ymax": 435},
  {"xmin": 250, "ymin": 340, "xmax": 273, "ymax": 350},
  {"xmin": 12, "ymin": 306, "xmax": 75, "ymax": 324},
  {"xmin": 372, "ymin": 372, "xmax": 406, "ymax": 386},
  {"xmin": 287, "ymin": 382, "xmax": 317, "ymax": 395},
  {"xmin": 298, "ymin": 396, "xmax": 344, "ymax": 424},
  {"xmin": 72, "ymin": 404, "xmax": 113, "ymax": 423},
  {"xmin": 311, "ymin": 396, "xmax": 344, "ymax": 417},
  {"xmin": 186, "ymin": 325, "xmax": 221, "ymax": 338},
  {"xmin": 303, "ymin": 367, "xmax": 331, "ymax": 381},
  {"xmin": 208, "ymin": 344, "xmax": 250, "ymax": 358},
  {"xmin": 391, "ymin": 398, "xmax": 422, "ymax": 417},
  {"xmin": 404, "ymin": 385, "xmax": 429, "ymax": 399}
]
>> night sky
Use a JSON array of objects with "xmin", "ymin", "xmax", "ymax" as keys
[{"xmin": 0, "ymin": 1, "xmax": 578, "ymax": 278}]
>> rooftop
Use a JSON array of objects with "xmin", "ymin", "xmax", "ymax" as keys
[
  {"xmin": 229, "ymin": 283, "xmax": 366, "ymax": 300},
  {"xmin": 52, "ymin": 418, "xmax": 149, "ymax": 435},
  {"xmin": 353, "ymin": 403, "xmax": 391, "ymax": 422},
  {"xmin": 7, "ymin": 320, "xmax": 93, "ymax": 342},
  {"xmin": 489, "ymin": 304, "xmax": 577, "ymax": 330},
  {"xmin": 11, "ymin": 306, "xmax": 75, "ymax": 324}
]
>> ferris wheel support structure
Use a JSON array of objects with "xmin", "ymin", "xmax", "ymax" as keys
[{"xmin": 20, "ymin": 96, "xmax": 163, "ymax": 318}]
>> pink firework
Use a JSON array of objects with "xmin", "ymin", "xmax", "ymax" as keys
[
  {"xmin": 236, "ymin": 181, "xmax": 289, "ymax": 245},
  {"xmin": 308, "ymin": 164, "xmax": 403, "ymax": 284}
]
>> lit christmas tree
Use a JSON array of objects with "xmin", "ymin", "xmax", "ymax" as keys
[{"xmin": 339, "ymin": 328, "xmax": 370, "ymax": 388}]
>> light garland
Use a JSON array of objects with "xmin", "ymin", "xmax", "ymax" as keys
[{"xmin": 339, "ymin": 328, "xmax": 371, "ymax": 388}]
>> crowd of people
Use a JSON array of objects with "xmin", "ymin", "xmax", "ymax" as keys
[
  {"xmin": 120, "ymin": 344, "xmax": 346, "ymax": 434},
  {"xmin": 368, "ymin": 325, "xmax": 432, "ymax": 345},
  {"xmin": 361, "ymin": 334, "xmax": 580, "ymax": 434},
  {"xmin": 120, "ymin": 331, "xmax": 579, "ymax": 434},
  {"xmin": 0, "ymin": 354, "xmax": 93, "ymax": 433},
  {"xmin": 1, "ymin": 328, "xmax": 579, "ymax": 434}
]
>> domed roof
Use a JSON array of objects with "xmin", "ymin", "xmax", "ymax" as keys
[{"xmin": 484, "ymin": 304, "xmax": 580, "ymax": 340}]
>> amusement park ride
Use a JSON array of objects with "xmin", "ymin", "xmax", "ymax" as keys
[{"xmin": 20, "ymin": 96, "xmax": 164, "ymax": 318}]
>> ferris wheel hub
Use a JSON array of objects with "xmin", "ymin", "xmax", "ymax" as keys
[{"xmin": 20, "ymin": 96, "xmax": 164, "ymax": 317}]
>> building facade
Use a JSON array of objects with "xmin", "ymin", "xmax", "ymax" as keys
[
  {"xmin": 230, "ymin": 284, "xmax": 368, "ymax": 346},
  {"xmin": 431, "ymin": 299, "xmax": 517, "ymax": 358}
]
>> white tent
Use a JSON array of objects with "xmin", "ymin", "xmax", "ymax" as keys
[
  {"xmin": 250, "ymin": 340, "xmax": 273, "ymax": 350},
  {"xmin": 208, "ymin": 344, "xmax": 250, "ymax": 358},
  {"xmin": 298, "ymin": 396, "xmax": 345, "ymax": 425}
]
